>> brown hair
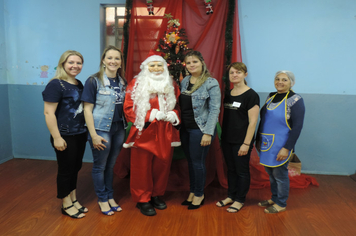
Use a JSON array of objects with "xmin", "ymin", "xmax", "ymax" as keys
[
  {"xmin": 94, "ymin": 45, "xmax": 126, "ymax": 85},
  {"xmin": 227, "ymin": 62, "xmax": 248, "ymax": 85}
]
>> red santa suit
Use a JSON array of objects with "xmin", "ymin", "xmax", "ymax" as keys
[{"xmin": 123, "ymin": 55, "xmax": 180, "ymax": 203}]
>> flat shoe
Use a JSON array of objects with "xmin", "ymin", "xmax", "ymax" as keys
[
  {"xmin": 150, "ymin": 196, "xmax": 167, "ymax": 210},
  {"xmin": 73, "ymin": 200, "xmax": 88, "ymax": 213},
  {"xmin": 258, "ymin": 200, "xmax": 273, "ymax": 208},
  {"xmin": 136, "ymin": 202, "xmax": 156, "ymax": 216},
  {"xmin": 216, "ymin": 200, "xmax": 233, "ymax": 207},
  {"xmin": 264, "ymin": 205, "xmax": 286, "ymax": 214},
  {"xmin": 227, "ymin": 203, "xmax": 244, "ymax": 213},
  {"xmin": 61, "ymin": 205, "xmax": 85, "ymax": 219}
]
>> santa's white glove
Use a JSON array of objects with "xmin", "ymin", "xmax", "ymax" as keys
[
  {"xmin": 164, "ymin": 111, "xmax": 179, "ymax": 125},
  {"xmin": 155, "ymin": 111, "xmax": 166, "ymax": 121}
]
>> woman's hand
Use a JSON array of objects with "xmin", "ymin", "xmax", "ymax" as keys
[
  {"xmin": 276, "ymin": 148, "xmax": 289, "ymax": 161},
  {"xmin": 53, "ymin": 137, "xmax": 67, "ymax": 151},
  {"xmin": 92, "ymin": 135, "xmax": 108, "ymax": 150},
  {"xmin": 200, "ymin": 134, "xmax": 212, "ymax": 146},
  {"xmin": 238, "ymin": 144, "xmax": 249, "ymax": 156}
]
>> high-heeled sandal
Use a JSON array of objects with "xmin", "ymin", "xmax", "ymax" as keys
[
  {"xmin": 109, "ymin": 203, "xmax": 122, "ymax": 212},
  {"xmin": 181, "ymin": 200, "xmax": 192, "ymax": 206},
  {"xmin": 73, "ymin": 200, "xmax": 88, "ymax": 213},
  {"xmin": 188, "ymin": 198, "xmax": 205, "ymax": 210},
  {"xmin": 98, "ymin": 201, "xmax": 114, "ymax": 216},
  {"xmin": 61, "ymin": 205, "xmax": 85, "ymax": 219}
]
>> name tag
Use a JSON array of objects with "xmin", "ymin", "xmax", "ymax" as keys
[{"xmin": 232, "ymin": 102, "xmax": 241, "ymax": 108}]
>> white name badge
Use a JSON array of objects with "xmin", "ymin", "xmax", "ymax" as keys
[{"xmin": 232, "ymin": 102, "xmax": 241, "ymax": 108}]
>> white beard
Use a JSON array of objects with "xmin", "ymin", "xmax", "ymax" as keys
[{"xmin": 131, "ymin": 68, "xmax": 176, "ymax": 131}]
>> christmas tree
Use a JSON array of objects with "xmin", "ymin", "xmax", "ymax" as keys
[{"xmin": 157, "ymin": 14, "xmax": 190, "ymax": 83}]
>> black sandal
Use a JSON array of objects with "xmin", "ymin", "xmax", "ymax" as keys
[
  {"xmin": 61, "ymin": 205, "xmax": 85, "ymax": 219},
  {"xmin": 227, "ymin": 202, "xmax": 244, "ymax": 213},
  {"xmin": 73, "ymin": 200, "xmax": 88, "ymax": 213},
  {"xmin": 258, "ymin": 200, "xmax": 274, "ymax": 207},
  {"xmin": 216, "ymin": 200, "xmax": 233, "ymax": 207}
]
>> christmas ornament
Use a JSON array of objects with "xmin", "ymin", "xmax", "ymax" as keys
[
  {"xmin": 157, "ymin": 13, "xmax": 190, "ymax": 83},
  {"xmin": 175, "ymin": 45, "xmax": 180, "ymax": 54},
  {"xmin": 146, "ymin": 0, "xmax": 154, "ymax": 15},
  {"xmin": 204, "ymin": 0, "xmax": 213, "ymax": 15},
  {"xmin": 166, "ymin": 32, "xmax": 180, "ymax": 44}
]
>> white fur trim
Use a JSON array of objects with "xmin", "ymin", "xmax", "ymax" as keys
[
  {"xmin": 171, "ymin": 142, "xmax": 181, "ymax": 147},
  {"xmin": 140, "ymin": 55, "xmax": 167, "ymax": 70},
  {"xmin": 123, "ymin": 142, "xmax": 135, "ymax": 148},
  {"xmin": 149, "ymin": 109, "xmax": 158, "ymax": 122}
]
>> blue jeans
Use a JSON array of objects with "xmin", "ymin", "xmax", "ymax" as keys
[
  {"xmin": 89, "ymin": 121, "xmax": 125, "ymax": 202},
  {"xmin": 264, "ymin": 162, "xmax": 290, "ymax": 207},
  {"xmin": 180, "ymin": 127, "xmax": 215, "ymax": 197}
]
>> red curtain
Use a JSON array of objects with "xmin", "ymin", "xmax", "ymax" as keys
[
  {"xmin": 116, "ymin": 0, "xmax": 230, "ymax": 191},
  {"xmin": 114, "ymin": 0, "xmax": 319, "ymax": 191}
]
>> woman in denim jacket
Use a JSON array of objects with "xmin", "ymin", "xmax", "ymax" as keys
[
  {"xmin": 82, "ymin": 45, "xmax": 127, "ymax": 216},
  {"xmin": 180, "ymin": 50, "xmax": 221, "ymax": 209}
]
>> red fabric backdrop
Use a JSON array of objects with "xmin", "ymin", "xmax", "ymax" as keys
[{"xmin": 114, "ymin": 0, "xmax": 319, "ymax": 191}]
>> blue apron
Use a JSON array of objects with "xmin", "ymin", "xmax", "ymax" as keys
[{"xmin": 259, "ymin": 92, "xmax": 292, "ymax": 167}]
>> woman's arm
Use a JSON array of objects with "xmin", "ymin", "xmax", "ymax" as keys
[
  {"xmin": 284, "ymin": 97, "xmax": 305, "ymax": 150},
  {"xmin": 238, "ymin": 104, "xmax": 259, "ymax": 156},
  {"xmin": 277, "ymin": 97, "xmax": 305, "ymax": 161},
  {"xmin": 44, "ymin": 102, "xmax": 67, "ymax": 151},
  {"xmin": 205, "ymin": 79, "xmax": 221, "ymax": 135},
  {"xmin": 201, "ymin": 79, "xmax": 221, "ymax": 146},
  {"xmin": 83, "ymin": 102, "xmax": 107, "ymax": 150}
]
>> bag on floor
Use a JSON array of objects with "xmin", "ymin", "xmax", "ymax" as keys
[{"xmin": 288, "ymin": 153, "xmax": 301, "ymax": 177}]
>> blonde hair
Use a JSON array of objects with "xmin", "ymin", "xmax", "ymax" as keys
[
  {"xmin": 52, "ymin": 50, "xmax": 84, "ymax": 81},
  {"xmin": 93, "ymin": 45, "xmax": 126, "ymax": 85},
  {"xmin": 184, "ymin": 51, "xmax": 211, "ymax": 94}
]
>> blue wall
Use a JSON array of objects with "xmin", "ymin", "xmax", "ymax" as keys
[
  {"xmin": 0, "ymin": 0, "xmax": 13, "ymax": 163},
  {"xmin": 4, "ymin": 0, "xmax": 125, "ymax": 85},
  {"xmin": 237, "ymin": 0, "xmax": 356, "ymax": 175},
  {"xmin": 1, "ymin": 0, "xmax": 126, "ymax": 163},
  {"xmin": 0, "ymin": 85, "xmax": 13, "ymax": 163},
  {"xmin": 239, "ymin": 0, "xmax": 356, "ymax": 95},
  {"xmin": 1, "ymin": 0, "xmax": 355, "ymax": 175},
  {"xmin": 0, "ymin": 0, "xmax": 5, "ymax": 84}
]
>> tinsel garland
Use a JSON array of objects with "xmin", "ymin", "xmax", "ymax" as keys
[
  {"xmin": 123, "ymin": 0, "xmax": 133, "ymax": 68},
  {"xmin": 223, "ymin": 0, "xmax": 236, "ymax": 94}
]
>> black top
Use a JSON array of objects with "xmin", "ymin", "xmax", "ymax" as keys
[
  {"xmin": 179, "ymin": 82, "xmax": 199, "ymax": 129},
  {"xmin": 221, "ymin": 88, "xmax": 260, "ymax": 144},
  {"xmin": 42, "ymin": 79, "xmax": 87, "ymax": 135}
]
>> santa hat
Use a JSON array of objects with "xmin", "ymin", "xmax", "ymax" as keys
[{"xmin": 140, "ymin": 49, "xmax": 167, "ymax": 70}]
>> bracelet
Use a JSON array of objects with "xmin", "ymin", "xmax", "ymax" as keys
[{"xmin": 243, "ymin": 143, "xmax": 250, "ymax": 146}]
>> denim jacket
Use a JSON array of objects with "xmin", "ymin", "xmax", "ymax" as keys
[
  {"xmin": 92, "ymin": 74, "xmax": 127, "ymax": 132},
  {"xmin": 180, "ymin": 76, "xmax": 221, "ymax": 135}
]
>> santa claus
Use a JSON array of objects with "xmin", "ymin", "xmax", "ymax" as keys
[{"xmin": 123, "ymin": 54, "xmax": 180, "ymax": 216}]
